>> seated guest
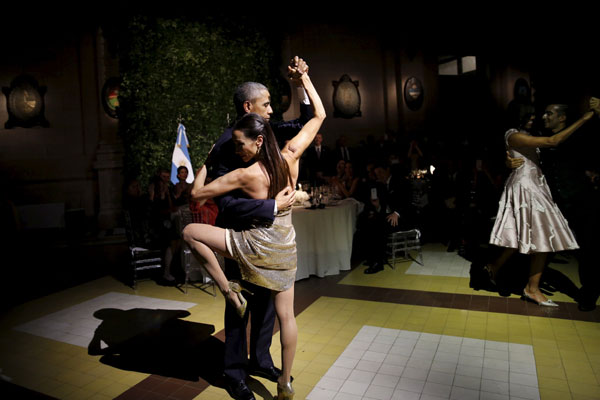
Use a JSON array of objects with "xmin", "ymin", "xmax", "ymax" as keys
[
  {"xmin": 357, "ymin": 160, "xmax": 410, "ymax": 274},
  {"xmin": 172, "ymin": 166, "xmax": 193, "ymax": 208},
  {"xmin": 332, "ymin": 161, "xmax": 360, "ymax": 199}
]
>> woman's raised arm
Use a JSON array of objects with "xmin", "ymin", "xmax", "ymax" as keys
[
  {"xmin": 509, "ymin": 111, "xmax": 595, "ymax": 148},
  {"xmin": 282, "ymin": 73, "xmax": 326, "ymax": 161}
]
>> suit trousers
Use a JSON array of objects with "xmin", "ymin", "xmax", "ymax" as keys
[{"xmin": 223, "ymin": 258, "xmax": 276, "ymax": 381}]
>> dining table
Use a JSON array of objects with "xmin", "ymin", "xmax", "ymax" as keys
[{"xmin": 292, "ymin": 197, "xmax": 363, "ymax": 281}]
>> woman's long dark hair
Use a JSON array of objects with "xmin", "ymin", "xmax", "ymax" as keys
[{"xmin": 233, "ymin": 113, "xmax": 292, "ymax": 199}]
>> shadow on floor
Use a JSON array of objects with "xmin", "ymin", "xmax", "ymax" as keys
[
  {"xmin": 468, "ymin": 246, "xmax": 581, "ymax": 301},
  {"xmin": 89, "ymin": 308, "xmax": 225, "ymax": 383}
]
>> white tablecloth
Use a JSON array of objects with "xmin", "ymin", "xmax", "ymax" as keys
[{"xmin": 292, "ymin": 198, "xmax": 363, "ymax": 280}]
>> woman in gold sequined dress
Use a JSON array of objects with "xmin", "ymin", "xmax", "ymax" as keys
[{"xmin": 183, "ymin": 65, "xmax": 325, "ymax": 399}]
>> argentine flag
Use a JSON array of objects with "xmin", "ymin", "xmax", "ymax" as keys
[{"xmin": 170, "ymin": 123, "xmax": 194, "ymax": 184}]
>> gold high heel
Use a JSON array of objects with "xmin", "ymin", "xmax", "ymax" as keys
[
  {"xmin": 224, "ymin": 280, "xmax": 253, "ymax": 318},
  {"xmin": 276, "ymin": 381, "xmax": 294, "ymax": 400}
]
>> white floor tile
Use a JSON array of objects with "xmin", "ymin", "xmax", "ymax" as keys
[
  {"xmin": 482, "ymin": 368, "xmax": 509, "ymax": 382},
  {"xmin": 339, "ymin": 380, "xmax": 369, "ymax": 397},
  {"xmin": 427, "ymin": 370, "xmax": 454, "ymax": 386},
  {"xmin": 325, "ymin": 366, "xmax": 353, "ymax": 380},
  {"xmin": 430, "ymin": 360, "xmax": 457, "ymax": 374},
  {"xmin": 307, "ymin": 387, "xmax": 338, "ymax": 400},
  {"xmin": 316, "ymin": 377, "xmax": 346, "ymax": 391},
  {"xmin": 364, "ymin": 384, "xmax": 395, "ymax": 400},
  {"xmin": 402, "ymin": 367, "xmax": 429, "ymax": 381},
  {"xmin": 390, "ymin": 388, "xmax": 420, "ymax": 400},
  {"xmin": 481, "ymin": 379, "xmax": 510, "ymax": 395},
  {"xmin": 13, "ymin": 292, "xmax": 196, "ymax": 348},
  {"xmin": 363, "ymin": 351, "xmax": 388, "ymax": 363},
  {"xmin": 333, "ymin": 392, "xmax": 362, "ymax": 400},
  {"xmin": 485, "ymin": 349, "xmax": 509, "ymax": 361},
  {"xmin": 450, "ymin": 385, "xmax": 479, "ymax": 400},
  {"xmin": 315, "ymin": 327, "xmax": 540, "ymax": 400},
  {"xmin": 422, "ymin": 381, "xmax": 452, "ymax": 398},
  {"xmin": 378, "ymin": 363, "xmax": 405, "ymax": 377},
  {"xmin": 384, "ymin": 353, "xmax": 410, "ymax": 366},
  {"xmin": 453, "ymin": 374, "xmax": 480, "ymax": 390},
  {"xmin": 371, "ymin": 373, "xmax": 400, "ymax": 388},
  {"xmin": 356, "ymin": 360, "xmax": 383, "ymax": 373},
  {"xmin": 347, "ymin": 369, "xmax": 376, "ymax": 384},
  {"xmin": 479, "ymin": 392, "xmax": 509, "ymax": 400},
  {"xmin": 509, "ymin": 383, "xmax": 541, "ymax": 399},
  {"xmin": 396, "ymin": 377, "xmax": 425, "ymax": 393}
]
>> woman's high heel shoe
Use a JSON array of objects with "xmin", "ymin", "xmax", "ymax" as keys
[
  {"xmin": 523, "ymin": 289, "xmax": 558, "ymax": 307},
  {"xmin": 276, "ymin": 381, "xmax": 294, "ymax": 400},
  {"xmin": 223, "ymin": 280, "xmax": 253, "ymax": 318}
]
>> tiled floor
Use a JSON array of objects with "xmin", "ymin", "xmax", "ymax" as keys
[{"xmin": 1, "ymin": 243, "xmax": 600, "ymax": 400}]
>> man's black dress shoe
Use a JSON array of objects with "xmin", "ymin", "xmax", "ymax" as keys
[
  {"xmin": 248, "ymin": 365, "xmax": 293, "ymax": 383},
  {"xmin": 364, "ymin": 262, "xmax": 384, "ymax": 274},
  {"xmin": 578, "ymin": 302, "xmax": 597, "ymax": 312},
  {"xmin": 224, "ymin": 376, "xmax": 255, "ymax": 400}
]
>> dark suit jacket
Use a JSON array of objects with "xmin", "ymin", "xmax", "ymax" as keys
[
  {"xmin": 364, "ymin": 174, "xmax": 409, "ymax": 218},
  {"xmin": 208, "ymin": 103, "xmax": 313, "ymax": 230},
  {"xmin": 302, "ymin": 145, "xmax": 333, "ymax": 184}
]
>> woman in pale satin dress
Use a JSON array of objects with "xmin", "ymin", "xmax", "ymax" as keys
[
  {"xmin": 182, "ymin": 67, "xmax": 325, "ymax": 400},
  {"xmin": 486, "ymin": 101, "xmax": 597, "ymax": 307}
]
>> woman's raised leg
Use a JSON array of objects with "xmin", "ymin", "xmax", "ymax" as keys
[
  {"xmin": 182, "ymin": 223, "xmax": 242, "ymax": 310},
  {"xmin": 273, "ymin": 284, "xmax": 297, "ymax": 398}
]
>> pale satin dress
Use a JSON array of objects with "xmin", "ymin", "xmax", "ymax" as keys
[
  {"xmin": 489, "ymin": 129, "xmax": 579, "ymax": 254},
  {"xmin": 225, "ymin": 208, "xmax": 297, "ymax": 291}
]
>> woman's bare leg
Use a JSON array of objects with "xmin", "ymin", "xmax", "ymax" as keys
[
  {"xmin": 182, "ymin": 223, "xmax": 240, "ymax": 307},
  {"xmin": 273, "ymin": 284, "xmax": 297, "ymax": 385},
  {"xmin": 525, "ymin": 252, "xmax": 549, "ymax": 302}
]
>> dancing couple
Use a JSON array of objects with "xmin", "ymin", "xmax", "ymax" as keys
[
  {"xmin": 183, "ymin": 59, "xmax": 325, "ymax": 399},
  {"xmin": 487, "ymin": 97, "xmax": 600, "ymax": 306}
]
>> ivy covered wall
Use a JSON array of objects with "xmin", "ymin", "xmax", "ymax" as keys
[{"xmin": 116, "ymin": 15, "xmax": 287, "ymax": 186}]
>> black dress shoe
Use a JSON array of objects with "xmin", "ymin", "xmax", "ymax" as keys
[
  {"xmin": 578, "ymin": 302, "xmax": 597, "ymax": 312},
  {"xmin": 248, "ymin": 365, "xmax": 293, "ymax": 383},
  {"xmin": 224, "ymin": 376, "xmax": 255, "ymax": 400},
  {"xmin": 364, "ymin": 262, "xmax": 384, "ymax": 274}
]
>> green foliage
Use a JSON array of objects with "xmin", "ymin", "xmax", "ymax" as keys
[{"xmin": 117, "ymin": 15, "xmax": 286, "ymax": 186}]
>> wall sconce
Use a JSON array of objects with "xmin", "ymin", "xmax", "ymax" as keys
[
  {"xmin": 3, "ymin": 75, "xmax": 49, "ymax": 128},
  {"xmin": 101, "ymin": 77, "xmax": 121, "ymax": 119},
  {"xmin": 332, "ymin": 74, "xmax": 361, "ymax": 118},
  {"xmin": 404, "ymin": 76, "xmax": 424, "ymax": 111}
]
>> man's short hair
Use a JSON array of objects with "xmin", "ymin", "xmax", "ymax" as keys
[
  {"xmin": 233, "ymin": 82, "xmax": 268, "ymax": 117},
  {"xmin": 553, "ymin": 104, "xmax": 568, "ymax": 118},
  {"xmin": 177, "ymin": 165, "xmax": 188, "ymax": 174}
]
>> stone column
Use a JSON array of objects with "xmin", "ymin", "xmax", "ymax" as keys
[{"xmin": 92, "ymin": 27, "xmax": 124, "ymax": 229}]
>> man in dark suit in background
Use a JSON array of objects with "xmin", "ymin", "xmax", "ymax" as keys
[
  {"xmin": 206, "ymin": 57, "xmax": 312, "ymax": 400},
  {"xmin": 302, "ymin": 132, "xmax": 333, "ymax": 186},
  {"xmin": 358, "ymin": 160, "xmax": 410, "ymax": 274}
]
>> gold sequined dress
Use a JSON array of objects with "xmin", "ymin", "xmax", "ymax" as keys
[{"xmin": 225, "ymin": 208, "xmax": 297, "ymax": 291}]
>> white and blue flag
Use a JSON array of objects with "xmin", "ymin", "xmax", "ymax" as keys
[{"xmin": 170, "ymin": 123, "xmax": 194, "ymax": 184}]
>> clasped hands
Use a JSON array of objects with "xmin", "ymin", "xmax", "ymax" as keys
[{"xmin": 287, "ymin": 56, "xmax": 309, "ymax": 83}]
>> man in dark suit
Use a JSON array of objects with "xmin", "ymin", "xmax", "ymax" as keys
[
  {"xmin": 302, "ymin": 132, "xmax": 333, "ymax": 186},
  {"xmin": 206, "ymin": 57, "xmax": 312, "ymax": 400},
  {"xmin": 358, "ymin": 160, "xmax": 410, "ymax": 274}
]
